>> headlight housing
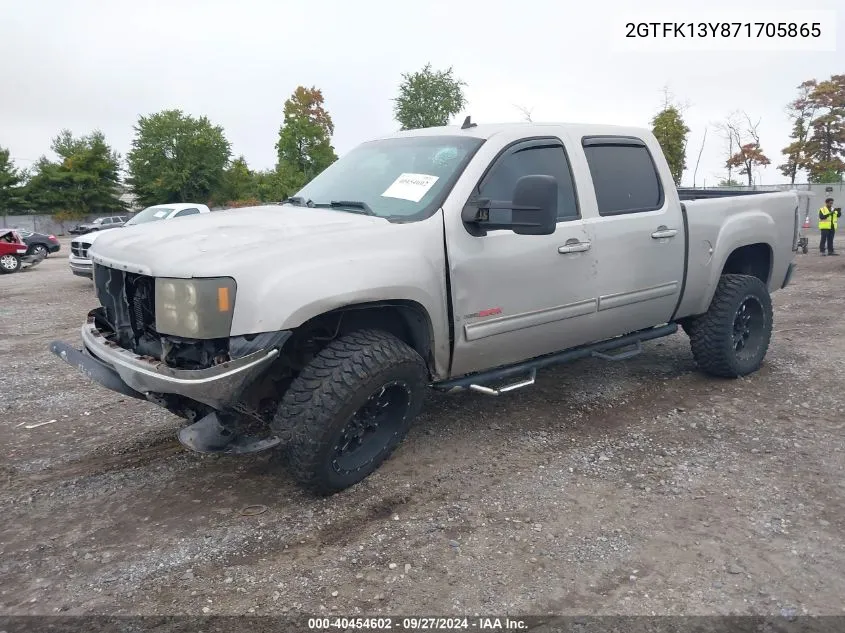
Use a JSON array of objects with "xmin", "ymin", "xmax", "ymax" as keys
[{"xmin": 154, "ymin": 277, "xmax": 237, "ymax": 339}]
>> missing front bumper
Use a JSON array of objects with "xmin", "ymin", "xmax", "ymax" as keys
[{"xmin": 50, "ymin": 316, "xmax": 290, "ymax": 410}]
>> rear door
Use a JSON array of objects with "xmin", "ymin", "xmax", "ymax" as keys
[
  {"xmin": 445, "ymin": 135, "xmax": 602, "ymax": 377},
  {"xmin": 577, "ymin": 135, "xmax": 685, "ymax": 335}
]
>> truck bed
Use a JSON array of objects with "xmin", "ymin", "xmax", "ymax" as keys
[
  {"xmin": 673, "ymin": 189, "xmax": 802, "ymax": 320},
  {"xmin": 677, "ymin": 188, "xmax": 786, "ymax": 201}
]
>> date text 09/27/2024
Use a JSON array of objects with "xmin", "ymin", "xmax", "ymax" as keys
[
  {"xmin": 307, "ymin": 616, "xmax": 528, "ymax": 631},
  {"xmin": 625, "ymin": 22, "xmax": 822, "ymax": 38}
]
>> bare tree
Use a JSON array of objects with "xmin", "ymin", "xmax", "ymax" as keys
[
  {"xmin": 720, "ymin": 111, "xmax": 771, "ymax": 186},
  {"xmin": 692, "ymin": 126, "xmax": 708, "ymax": 187},
  {"xmin": 743, "ymin": 112, "xmax": 763, "ymax": 148},
  {"xmin": 661, "ymin": 85, "xmax": 692, "ymax": 113},
  {"xmin": 513, "ymin": 104, "xmax": 534, "ymax": 123},
  {"xmin": 714, "ymin": 111, "xmax": 744, "ymax": 183}
]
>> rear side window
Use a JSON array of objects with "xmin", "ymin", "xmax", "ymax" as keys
[
  {"xmin": 582, "ymin": 138, "xmax": 664, "ymax": 216},
  {"xmin": 479, "ymin": 142, "xmax": 580, "ymax": 221},
  {"xmin": 174, "ymin": 208, "xmax": 200, "ymax": 217}
]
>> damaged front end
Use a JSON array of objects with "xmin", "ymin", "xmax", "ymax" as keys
[{"xmin": 50, "ymin": 263, "xmax": 293, "ymax": 455}]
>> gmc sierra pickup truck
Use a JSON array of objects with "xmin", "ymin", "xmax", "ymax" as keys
[{"xmin": 51, "ymin": 120, "xmax": 804, "ymax": 495}]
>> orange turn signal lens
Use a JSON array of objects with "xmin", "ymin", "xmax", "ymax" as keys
[{"xmin": 217, "ymin": 286, "xmax": 230, "ymax": 312}]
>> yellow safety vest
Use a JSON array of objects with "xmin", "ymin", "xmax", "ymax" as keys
[{"xmin": 819, "ymin": 206, "xmax": 838, "ymax": 230}]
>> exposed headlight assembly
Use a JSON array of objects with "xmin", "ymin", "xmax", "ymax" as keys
[{"xmin": 154, "ymin": 277, "xmax": 236, "ymax": 339}]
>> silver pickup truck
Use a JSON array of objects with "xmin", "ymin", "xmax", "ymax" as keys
[{"xmin": 51, "ymin": 120, "xmax": 803, "ymax": 494}]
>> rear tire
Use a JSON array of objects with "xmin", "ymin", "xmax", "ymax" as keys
[
  {"xmin": 272, "ymin": 329, "xmax": 427, "ymax": 495},
  {"xmin": 28, "ymin": 244, "xmax": 48, "ymax": 258},
  {"xmin": 0, "ymin": 254, "xmax": 21, "ymax": 274},
  {"xmin": 688, "ymin": 274, "xmax": 773, "ymax": 378}
]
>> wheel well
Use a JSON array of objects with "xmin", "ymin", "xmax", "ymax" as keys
[
  {"xmin": 281, "ymin": 301, "xmax": 435, "ymax": 376},
  {"xmin": 721, "ymin": 243, "xmax": 772, "ymax": 285}
]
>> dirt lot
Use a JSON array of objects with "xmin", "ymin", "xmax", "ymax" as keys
[{"xmin": 1, "ymin": 233, "xmax": 845, "ymax": 617}]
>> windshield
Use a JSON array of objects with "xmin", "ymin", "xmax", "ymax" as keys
[
  {"xmin": 292, "ymin": 135, "xmax": 484, "ymax": 221},
  {"xmin": 125, "ymin": 206, "xmax": 174, "ymax": 226}
]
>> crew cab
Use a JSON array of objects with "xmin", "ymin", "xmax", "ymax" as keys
[
  {"xmin": 51, "ymin": 121, "xmax": 803, "ymax": 495},
  {"xmin": 69, "ymin": 203, "xmax": 211, "ymax": 278}
]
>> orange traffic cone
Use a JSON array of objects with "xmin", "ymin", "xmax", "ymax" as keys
[{"xmin": 802, "ymin": 215, "xmax": 811, "ymax": 229}]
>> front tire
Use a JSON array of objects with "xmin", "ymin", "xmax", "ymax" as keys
[
  {"xmin": 272, "ymin": 329, "xmax": 427, "ymax": 495},
  {"xmin": 688, "ymin": 274, "xmax": 773, "ymax": 378},
  {"xmin": 0, "ymin": 254, "xmax": 21, "ymax": 274}
]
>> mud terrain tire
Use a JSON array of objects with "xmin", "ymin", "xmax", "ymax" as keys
[
  {"xmin": 688, "ymin": 274, "xmax": 773, "ymax": 378},
  {"xmin": 273, "ymin": 329, "xmax": 427, "ymax": 495}
]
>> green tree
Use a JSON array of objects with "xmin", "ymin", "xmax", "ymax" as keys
[
  {"xmin": 804, "ymin": 74, "xmax": 845, "ymax": 182},
  {"xmin": 651, "ymin": 96, "xmax": 690, "ymax": 186},
  {"xmin": 127, "ymin": 109, "xmax": 231, "ymax": 207},
  {"xmin": 0, "ymin": 147, "xmax": 26, "ymax": 213},
  {"xmin": 254, "ymin": 168, "xmax": 300, "ymax": 202},
  {"xmin": 718, "ymin": 178, "xmax": 743, "ymax": 187},
  {"xmin": 214, "ymin": 156, "xmax": 257, "ymax": 204},
  {"xmin": 780, "ymin": 75, "xmax": 845, "ymax": 183},
  {"xmin": 25, "ymin": 130, "xmax": 125, "ymax": 218},
  {"xmin": 275, "ymin": 86, "xmax": 337, "ymax": 191},
  {"xmin": 393, "ymin": 63, "xmax": 467, "ymax": 130},
  {"xmin": 808, "ymin": 169, "xmax": 843, "ymax": 184},
  {"xmin": 778, "ymin": 80, "xmax": 818, "ymax": 184}
]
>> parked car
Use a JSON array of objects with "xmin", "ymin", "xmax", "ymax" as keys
[
  {"xmin": 51, "ymin": 121, "xmax": 803, "ymax": 495},
  {"xmin": 69, "ymin": 204, "xmax": 211, "ymax": 278},
  {"xmin": 0, "ymin": 228, "xmax": 46, "ymax": 273},
  {"xmin": 68, "ymin": 216, "xmax": 128, "ymax": 235},
  {"xmin": 15, "ymin": 228, "xmax": 61, "ymax": 258}
]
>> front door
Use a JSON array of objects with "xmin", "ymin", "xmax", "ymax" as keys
[{"xmin": 445, "ymin": 136, "xmax": 603, "ymax": 378}]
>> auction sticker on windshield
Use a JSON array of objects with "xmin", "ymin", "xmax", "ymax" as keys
[
  {"xmin": 381, "ymin": 173, "xmax": 439, "ymax": 203},
  {"xmin": 154, "ymin": 210, "xmax": 168, "ymax": 218}
]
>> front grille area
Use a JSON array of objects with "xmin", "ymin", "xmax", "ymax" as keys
[
  {"xmin": 70, "ymin": 240, "xmax": 89, "ymax": 258},
  {"xmin": 93, "ymin": 263, "xmax": 156, "ymax": 348},
  {"xmin": 90, "ymin": 263, "xmax": 233, "ymax": 369}
]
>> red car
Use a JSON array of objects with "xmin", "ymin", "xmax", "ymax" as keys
[{"xmin": 0, "ymin": 228, "xmax": 46, "ymax": 274}]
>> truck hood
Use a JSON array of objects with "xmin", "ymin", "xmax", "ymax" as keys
[
  {"xmin": 75, "ymin": 227, "xmax": 119, "ymax": 245},
  {"xmin": 89, "ymin": 205, "xmax": 401, "ymax": 278}
]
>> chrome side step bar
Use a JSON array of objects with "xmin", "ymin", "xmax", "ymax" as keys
[
  {"xmin": 434, "ymin": 323, "xmax": 678, "ymax": 395},
  {"xmin": 468, "ymin": 369, "xmax": 537, "ymax": 396}
]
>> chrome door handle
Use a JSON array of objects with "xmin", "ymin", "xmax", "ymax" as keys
[
  {"xmin": 558, "ymin": 241, "xmax": 591, "ymax": 254},
  {"xmin": 651, "ymin": 228, "xmax": 678, "ymax": 239}
]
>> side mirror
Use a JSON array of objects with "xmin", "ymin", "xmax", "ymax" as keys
[
  {"xmin": 510, "ymin": 174, "xmax": 558, "ymax": 235},
  {"xmin": 462, "ymin": 175, "xmax": 558, "ymax": 236}
]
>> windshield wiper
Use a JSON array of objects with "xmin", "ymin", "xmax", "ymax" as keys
[
  {"xmin": 281, "ymin": 196, "xmax": 314, "ymax": 207},
  {"xmin": 311, "ymin": 200, "xmax": 376, "ymax": 216}
]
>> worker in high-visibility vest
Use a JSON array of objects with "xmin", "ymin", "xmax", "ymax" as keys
[{"xmin": 819, "ymin": 197, "xmax": 841, "ymax": 256}]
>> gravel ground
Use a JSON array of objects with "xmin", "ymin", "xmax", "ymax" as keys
[{"xmin": 1, "ymin": 234, "xmax": 844, "ymax": 617}]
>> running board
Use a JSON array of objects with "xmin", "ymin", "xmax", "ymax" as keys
[
  {"xmin": 435, "ymin": 324, "xmax": 678, "ymax": 394},
  {"xmin": 591, "ymin": 341, "xmax": 642, "ymax": 361}
]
